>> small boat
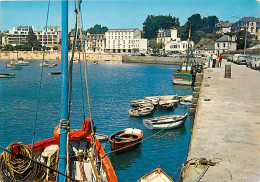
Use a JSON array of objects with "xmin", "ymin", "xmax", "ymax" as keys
[
  {"xmin": 128, "ymin": 104, "xmax": 154, "ymax": 117},
  {"xmin": 143, "ymin": 113, "xmax": 188, "ymax": 130},
  {"xmin": 17, "ymin": 58, "xmax": 29, "ymax": 66},
  {"xmin": 109, "ymin": 128, "xmax": 143, "ymax": 154},
  {"xmin": 180, "ymin": 95, "xmax": 193, "ymax": 105},
  {"xmin": 144, "ymin": 96, "xmax": 160, "ymax": 106},
  {"xmin": 94, "ymin": 61, "xmax": 98, "ymax": 64},
  {"xmin": 138, "ymin": 165, "xmax": 174, "ymax": 182},
  {"xmin": 159, "ymin": 95, "xmax": 178, "ymax": 101},
  {"xmin": 0, "ymin": 73, "xmax": 16, "ymax": 78},
  {"xmin": 40, "ymin": 61, "xmax": 49, "ymax": 67},
  {"xmin": 131, "ymin": 99, "xmax": 152, "ymax": 107},
  {"xmin": 158, "ymin": 100, "xmax": 178, "ymax": 110},
  {"xmin": 49, "ymin": 71, "xmax": 61, "ymax": 75}
]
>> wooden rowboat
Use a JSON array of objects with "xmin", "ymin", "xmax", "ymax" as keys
[
  {"xmin": 109, "ymin": 128, "xmax": 143, "ymax": 154},
  {"xmin": 143, "ymin": 113, "xmax": 188, "ymax": 130},
  {"xmin": 138, "ymin": 165, "xmax": 174, "ymax": 182}
]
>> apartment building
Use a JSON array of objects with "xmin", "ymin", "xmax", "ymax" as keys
[
  {"xmin": 232, "ymin": 16, "xmax": 260, "ymax": 40},
  {"xmin": 105, "ymin": 28, "xmax": 147, "ymax": 53},
  {"xmin": 3, "ymin": 25, "xmax": 34, "ymax": 46},
  {"xmin": 157, "ymin": 28, "xmax": 194, "ymax": 54},
  {"xmin": 35, "ymin": 26, "xmax": 61, "ymax": 47},
  {"xmin": 85, "ymin": 33, "xmax": 105, "ymax": 53}
]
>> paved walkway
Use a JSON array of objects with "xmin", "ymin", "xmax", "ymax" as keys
[{"xmin": 183, "ymin": 60, "xmax": 260, "ymax": 182}]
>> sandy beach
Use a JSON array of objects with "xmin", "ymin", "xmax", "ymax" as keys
[{"xmin": 0, "ymin": 51, "xmax": 123, "ymax": 61}]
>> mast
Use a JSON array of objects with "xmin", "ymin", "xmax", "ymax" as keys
[
  {"xmin": 186, "ymin": 25, "xmax": 191, "ymax": 72},
  {"xmin": 58, "ymin": 0, "xmax": 69, "ymax": 181}
]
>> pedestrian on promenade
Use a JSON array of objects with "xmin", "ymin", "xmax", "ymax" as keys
[
  {"xmin": 212, "ymin": 54, "xmax": 217, "ymax": 68},
  {"xmin": 219, "ymin": 54, "xmax": 223, "ymax": 67},
  {"xmin": 208, "ymin": 54, "xmax": 211, "ymax": 68}
]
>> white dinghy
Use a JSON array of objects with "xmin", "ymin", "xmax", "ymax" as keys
[{"xmin": 143, "ymin": 113, "xmax": 188, "ymax": 130}]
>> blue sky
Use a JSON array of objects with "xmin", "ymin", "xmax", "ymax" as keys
[{"xmin": 0, "ymin": 0, "xmax": 259, "ymax": 31}]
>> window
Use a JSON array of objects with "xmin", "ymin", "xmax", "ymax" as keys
[
  {"xmin": 217, "ymin": 43, "xmax": 219, "ymax": 48},
  {"xmin": 223, "ymin": 43, "xmax": 225, "ymax": 48}
]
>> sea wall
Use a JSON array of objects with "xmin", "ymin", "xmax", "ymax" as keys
[
  {"xmin": 122, "ymin": 55, "xmax": 185, "ymax": 65},
  {"xmin": 122, "ymin": 55, "xmax": 205, "ymax": 65}
]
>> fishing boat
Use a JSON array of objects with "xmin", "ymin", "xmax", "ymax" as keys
[
  {"xmin": 94, "ymin": 61, "xmax": 98, "ymax": 64},
  {"xmin": 131, "ymin": 99, "xmax": 152, "ymax": 107},
  {"xmin": 10, "ymin": 64, "xmax": 22, "ymax": 70},
  {"xmin": 143, "ymin": 113, "xmax": 188, "ymax": 130},
  {"xmin": 159, "ymin": 95, "xmax": 178, "ymax": 101},
  {"xmin": 137, "ymin": 165, "xmax": 174, "ymax": 182},
  {"xmin": 0, "ymin": 1, "xmax": 118, "ymax": 181},
  {"xmin": 0, "ymin": 73, "xmax": 16, "ymax": 78},
  {"xmin": 128, "ymin": 104, "xmax": 154, "ymax": 117},
  {"xmin": 109, "ymin": 128, "xmax": 143, "ymax": 154},
  {"xmin": 180, "ymin": 95, "xmax": 193, "ymax": 105},
  {"xmin": 144, "ymin": 96, "xmax": 160, "ymax": 106},
  {"xmin": 158, "ymin": 100, "xmax": 178, "ymax": 110},
  {"xmin": 172, "ymin": 28, "xmax": 195, "ymax": 86},
  {"xmin": 17, "ymin": 57, "xmax": 29, "ymax": 66}
]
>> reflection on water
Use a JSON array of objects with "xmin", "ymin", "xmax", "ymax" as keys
[
  {"xmin": 110, "ymin": 145, "xmax": 142, "ymax": 170},
  {"xmin": 0, "ymin": 60, "xmax": 193, "ymax": 182}
]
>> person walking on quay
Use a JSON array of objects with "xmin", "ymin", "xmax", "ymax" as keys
[
  {"xmin": 212, "ymin": 54, "xmax": 217, "ymax": 68},
  {"xmin": 219, "ymin": 54, "xmax": 223, "ymax": 67},
  {"xmin": 208, "ymin": 54, "xmax": 212, "ymax": 68}
]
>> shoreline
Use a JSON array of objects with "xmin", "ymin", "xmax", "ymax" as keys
[{"xmin": 0, "ymin": 51, "xmax": 123, "ymax": 61}]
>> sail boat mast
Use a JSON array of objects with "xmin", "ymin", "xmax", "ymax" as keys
[{"xmin": 58, "ymin": 0, "xmax": 69, "ymax": 181}]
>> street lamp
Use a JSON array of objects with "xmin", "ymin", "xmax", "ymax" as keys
[{"xmin": 232, "ymin": 16, "xmax": 250, "ymax": 55}]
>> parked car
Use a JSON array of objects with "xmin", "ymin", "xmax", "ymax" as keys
[
  {"xmin": 237, "ymin": 55, "xmax": 248, "ymax": 65},
  {"xmin": 227, "ymin": 56, "xmax": 233, "ymax": 62},
  {"xmin": 251, "ymin": 57, "xmax": 260, "ymax": 70},
  {"xmin": 232, "ymin": 54, "xmax": 242, "ymax": 63}
]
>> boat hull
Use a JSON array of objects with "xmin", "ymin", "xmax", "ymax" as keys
[
  {"xmin": 109, "ymin": 128, "xmax": 143, "ymax": 154},
  {"xmin": 143, "ymin": 113, "xmax": 188, "ymax": 130},
  {"xmin": 172, "ymin": 72, "xmax": 194, "ymax": 86},
  {"xmin": 137, "ymin": 166, "xmax": 173, "ymax": 182}
]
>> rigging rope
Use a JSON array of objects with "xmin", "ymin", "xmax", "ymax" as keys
[
  {"xmin": 31, "ymin": 0, "xmax": 51, "ymax": 151},
  {"xmin": 0, "ymin": 144, "xmax": 80, "ymax": 182}
]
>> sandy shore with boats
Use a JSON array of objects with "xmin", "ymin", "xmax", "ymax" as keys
[{"xmin": 0, "ymin": 51, "xmax": 122, "ymax": 61}]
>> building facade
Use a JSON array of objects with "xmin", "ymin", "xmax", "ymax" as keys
[
  {"xmin": 157, "ymin": 28, "xmax": 194, "ymax": 54},
  {"xmin": 214, "ymin": 35, "xmax": 237, "ymax": 55},
  {"xmin": 35, "ymin": 26, "xmax": 61, "ymax": 48},
  {"xmin": 215, "ymin": 21, "xmax": 233, "ymax": 34},
  {"xmin": 196, "ymin": 45, "xmax": 215, "ymax": 55},
  {"xmin": 231, "ymin": 16, "xmax": 260, "ymax": 40},
  {"xmin": 85, "ymin": 33, "xmax": 105, "ymax": 53},
  {"xmin": 3, "ymin": 26, "xmax": 34, "ymax": 46},
  {"xmin": 105, "ymin": 28, "xmax": 147, "ymax": 53}
]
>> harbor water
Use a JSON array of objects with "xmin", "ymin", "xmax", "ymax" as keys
[{"xmin": 0, "ymin": 60, "xmax": 193, "ymax": 181}]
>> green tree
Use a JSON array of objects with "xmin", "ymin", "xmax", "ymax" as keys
[
  {"xmin": 235, "ymin": 30, "xmax": 253, "ymax": 50},
  {"xmin": 33, "ymin": 40, "xmax": 42, "ymax": 51},
  {"xmin": 4, "ymin": 44, "xmax": 14, "ymax": 51},
  {"xmin": 22, "ymin": 43, "xmax": 32, "ymax": 51},
  {"xmin": 148, "ymin": 39, "xmax": 163, "ymax": 53},
  {"xmin": 28, "ymin": 27, "xmax": 37, "ymax": 46},
  {"xmin": 14, "ymin": 45, "xmax": 23, "ymax": 51},
  {"xmin": 86, "ymin": 24, "xmax": 108, "ymax": 34},
  {"xmin": 202, "ymin": 16, "xmax": 219, "ymax": 33},
  {"xmin": 143, "ymin": 15, "xmax": 180, "ymax": 39}
]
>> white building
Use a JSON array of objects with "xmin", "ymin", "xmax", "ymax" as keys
[
  {"xmin": 215, "ymin": 21, "xmax": 233, "ymax": 34},
  {"xmin": 157, "ymin": 28, "xmax": 194, "ymax": 54},
  {"xmin": 85, "ymin": 33, "xmax": 105, "ymax": 53},
  {"xmin": 214, "ymin": 35, "xmax": 237, "ymax": 55},
  {"xmin": 3, "ymin": 25, "xmax": 35, "ymax": 46},
  {"xmin": 35, "ymin": 26, "xmax": 61, "ymax": 48},
  {"xmin": 105, "ymin": 28, "xmax": 147, "ymax": 53}
]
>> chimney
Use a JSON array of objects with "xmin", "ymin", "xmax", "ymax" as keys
[{"xmin": 231, "ymin": 35, "xmax": 236, "ymax": 42}]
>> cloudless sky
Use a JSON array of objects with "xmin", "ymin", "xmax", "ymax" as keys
[{"xmin": 0, "ymin": 0, "xmax": 260, "ymax": 31}]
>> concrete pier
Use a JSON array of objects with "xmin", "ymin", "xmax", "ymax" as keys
[{"xmin": 183, "ymin": 60, "xmax": 260, "ymax": 182}]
